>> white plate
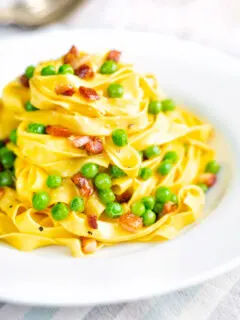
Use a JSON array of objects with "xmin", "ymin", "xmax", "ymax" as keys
[{"xmin": 0, "ymin": 28, "xmax": 240, "ymax": 307}]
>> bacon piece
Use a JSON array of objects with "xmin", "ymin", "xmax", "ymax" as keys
[
  {"xmin": 55, "ymin": 84, "xmax": 75, "ymax": 96},
  {"xmin": 162, "ymin": 201, "xmax": 177, "ymax": 215},
  {"xmin": 68, "ymin": 135, "xmax": 92, "ymax": 148},
  {"xmin": 0, "ymin": 188, "xmax": 5, "ymax": 199},
  {"xmin": 85, "ymin": 137, "xmax": 103, "ymax": 155},
  {"xmin": 71, "ymin": 173, "xmax": 93, "ymax": 197},
  {"xmin": 82, "ymin": 238, "xmax": 97, "ymax": 254},
  {"xmin": 46, "ymin": 125, "xmax": 72, "ymax": 138},
  {"xmin": 119, "ymin": 212, "xmax": 143, "ymax": 233},
  {"xmin": 19, "ymin": 74, "xmax": 29, "ymax": 88},
  {"xmin": 75, "ymin": 64, "xmax": 94, "ymax": 79},
  {"xmin": 198, "ymin": 173, "xmax": 217, "ymax": 187},
  {"xmin": 64, "ymin": 45, "xmax": 91, "ymax": 70},
  {"xmin": 116, "ymin": 190, "xmax": 132, "ymax": 203},
  {"xmin": 79, "ymin": 86, "xmax": 100, "ymax": 101},
  {"xmin": 106, "ymin": 50, "xmax": 121, "ymax": 62},
  {"xmin": 87, "ymin": 215, "xmax": 98, "ymax": 229},
  {"xmin": 63, "ymin": 45, "xmax": 78, "ymax": 64}
]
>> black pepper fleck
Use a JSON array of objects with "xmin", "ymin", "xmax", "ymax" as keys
[
  {"xmin": 39, "ymin": 226, "xmax": 44, "ymax": 232},
  {"xmin": 87, "ymin": 231, "xmax": 93, "ymax": 235},
  {"xmin": 9, "ymin": 205, "xmax": 13, "ymax": 208}
]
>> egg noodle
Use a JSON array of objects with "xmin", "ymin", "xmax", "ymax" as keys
[{"xmin": 0, "ymin": 47, "xmax": 219, "ymax": 257}]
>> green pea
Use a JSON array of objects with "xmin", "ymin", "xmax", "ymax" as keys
[
  {"xmin": 163, "ymin": 151, "xmax": 178, "ymax": 164},
  {"xmin": 112, "ymin": 129, "xmax": 128, "ymax": 147},
  {"xmin": 105, "ymin": 202, "xmax": 123, "ymax": 218},
  {"xmin": 144, "ymin": 145, "xmax": 160, "ymax": 159},
  {"xmin": 9, "ymin": 129, "xmax": 17, "ymax": 145},
  {"xmin": 27, "ymin": 123, "xmax": 46, "ymax": 134},
  {"xmin": 81, "ymin": 163, "xmax": 99, "ymax": 179},
  {"xmin": 155, "ymin": 186, "xmax": 172, "ymax": 203},
  {"xmin": 153, "ymin": 202, "xmax": 164, "ymax": 214},
  {"xmin": 98, "ymin": 189, "xmax": 116, "ymax": 204},
  {"xmin": 41, "ymin": 65, "xmax": 56, "ymax": 76},
  {"xmin": 58, "ymin": 64, "xmax": 74, "ymax": 75},
  {"xmin": 143, "ymin": 210, "xmax": 156, "ymax": 226},
  {"xmin": 158, "ymin": 160, "xmax": 173, "ymax": 176},
  {"xmin": 0, "ymin": 140, "xmax": 5, "ymax": 148},
  {"xmin": 1, "ymin": 151, "xmax": 15, "ymax": 169},
  {"xmin": 148, "ymin": 100, "xmax": 162, "ymax": 114},
  {"xmin": 32, "ymin": 191, "xmax": 50, "ymax": 210},
  {"xmin": 94, "ymin": 173, "xmax": 112, "ymax": 190},
  {"xmin": 0, "ymin": 147, "xmax": 9, "ymax": 157},
  {"xmin": 107, "ymin": 83, "xmax": 124, "ymax": 98},
  {"xmin": 70, "ymin": 196, "xmax": 85, "ymax": 212},
  {"xmin": 197, "ymin": 183, "xmax": 208, "ymax": 193},
  {"xmin": 131, "ymin": 201, "xmax": 146, "ymax": 217},
  {"xmin": 142, "ymin": 196, "xmax": 155, "ymax": 210},
  {"xmin": 138, "ymin": 167, "xmax": 152, "ymax": 180},
  {"xmin": 25, "ymin": 101, "xmax": 38, "ymax": 112},
  {"xmin": 25, "ymin": 65, "xmax": 35, "ymax": 79},
  {"xmin": 109, "ymin": 165, "xmax": 126, "ymax": 179},
  {"xmin": 161, "ymin": 99, "xmax": 176, "ymax": 111},
  {"xmin": 51, "ymin": 202, "xmax": 69, "ymax": 221},
  {"xmin": 46, "ymin": 175, "xmax": 62, "ymax": 189},
  {"xmin": 100, "ymin": 60, "xmax": 118, "ymax": 74},
  {"xmin": 171, "ymin": 194, "xmax": 178, "ymax": 204},
  {"xmin": 205, "ymin": 160, "xmax": 220, "ymax": 174},
  {"xmin": 0, "ymin": 171, "xmax": 13, "ymax": 187}
]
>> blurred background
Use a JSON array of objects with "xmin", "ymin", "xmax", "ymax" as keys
[{"xmin": 0, "ymin": 0, "xmax": 239, "ymax": 55}]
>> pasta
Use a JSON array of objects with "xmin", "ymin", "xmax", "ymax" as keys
[{"xmin": 0, "ymin": 46, "xmax": 220, "ymax": 257}]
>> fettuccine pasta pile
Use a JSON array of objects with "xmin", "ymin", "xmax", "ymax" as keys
[{"xmin": 0, "ymin": 47, "xmax": 220, "ymax": 257}]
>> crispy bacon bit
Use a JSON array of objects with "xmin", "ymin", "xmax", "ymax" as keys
[
  {"xmin": 19, "ymin": 74, "xmax": 29, "ymax": 88},
  {"xmin": 75, "ymin": 64, "xmax": 94, "ymax": 79},
  {"xmin": 71, "ymin": 173, "xmax": 93, "ymax": 197},
  {"xmin": 68, "ymin": 135, "xmax": 92, "ymax": 148},
  {"xmin": 64, "ymin": 45, "xmax": 91, "ymax": 70},
  {"xmin": 116, "ymin": 190, "xmax": 132, "ymax": 203},
  {"xmin": 82, "ymin": 238, "xmax": 97, "ymax": 254},
  {"xmin": 119, "ymin": 212, "xmax": 143, "ymax": 233},
  {"xmin": 63, "ymin": 45, "xmax": 78, "ymax": 64},
  {"xmin": 79, "ymin": 86, "xmax": 100, "ymax": 101},
  {"xmin": 87, "ymin": 215, "xmax": 98, "ymax": 229},
  {"xmin": 106, "ymin": 50, "xmax": 121, "ymax": 62},
  {"xmin": 198, "ymin": 173, "xmax": 217, "ymax": 187},
  {"xmin": 4, "ymin": 138, "xmax": 9, "ymax": 144},
  {"xmin": 18, "ymin": 206, "xmax": 26, "ymax": 214},
  {"xmin": 0, "ymin": 188, "xmax": 5, "ymax": 199},
  {"xmin": 85, "ymin": 137, "xmax": 103, "ymax": 155},
  {"xmin": 162, "ymin": 201, "xmax": 178, "ymax": 215},
  {"xmin": 46, "ymin": 125, "xmax": 72, "ymax": 138},
  {"xmin": 55, "ymin": 84, "xmax": 75, "ymax": 96}
]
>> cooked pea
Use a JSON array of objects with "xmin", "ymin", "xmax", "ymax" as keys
[
  {"xmin": 131, "ymin": 201, "xmax": 145, "ymax": 216},
  {"xmin": 171, "ymin": 194, "xmax": 178, "ymax": 204},
  {"xmin": 46, "ymin": 175, "xmax": 62, "ymax": 188},
  {"xmin": 94, "ymin": 173, "xmax": 112, "ymax": 190},
  {"xmin": 161, "ymin": 99, "xmax": 176, "ymax": 111},
  {"xmin": 148, "ymin": 100, "xmax": 162, "ymax": 114},
  {"xmin": 70, "ymin": 196, "xmax": 85, "ymax": 212},
  {"xmin": 32, "ymin": 191, "xmax": 50, "ymax": 210},
  {"xmin": 100, "ymin": 60, "xmax": 118, "ymax": 74},
  {"xmin": 155, "ymin": 186, "xmax": 172, "ymax": 203},
  {"xmin": 51, "ymin": 202, "xmax": 69, "ymax": 221},
  {"xmin": 27, "ymin": 123, "xmax": 46, "ymax": 134},
  {"xmin": 0, "ymin": 171, "xmax": 13, "ymax": 187},
  {"xmin": 105, "ymin": 202, "xmax": 123, "ymax": 218},
  {"xmin": 107, "ymin": 83, "xmax": 124, "ymax": 98},
  {"xmin": 58, "ymin": 64, "xmax": 74, "ymax": 75},
  {"xmin": 110, "ymin": 165, "xmax": 126, "ymax": 178},
  {"xmin": 142, "ymin": 196, "xmax": 155, "ymax": 210},
  {"xmin": 144, "ymin": 145, "xmax": 160, "ymax": 159},
  {"xmin": 205, "ymin": 160, "xmax": 220, "ymax": 174},
  {"xmin": 98, "ymin": 189, "xmax": 116, "ymax": 204},
  {"xmin": 153, "ymin": 202, "xmax": 163, "ymax": 214},
  {"xmin": 9, "ymin": 129, "xmax": 17, "ymax": 145},
  {"xmin": 157, "ymin": 161, "xmax": 173, "ymax": 176},
  {"xmin": 143, "ymin": 210, "xmax": 156, "ymax": 226},
  {"xmin": 163, "ymin": 151, "xmax": 178, "ymax": 163},
  {"xmin": 112, "ymin": 129, "xmax": 128, "ymax": 147},
  {"xmin": 25, "ymin": 65, "xmax": 35, "ymax": 79},
  {"xmin": 1, "ymin": 151, "xmax": 15, "ymax": 169},
  {"xmin": 0, "ymin": 140, "xmax": 4, "ymax": 148},
  {"xmin": 81, "ymin": 163, "xmax": 99, "ymax": 179},
  {"xmin": 25, "ymin": 101, "xmax": 38, "ymax": 112},
  {"xmin": 138, "ymin": 167, "xmax": 152, "ymax": 180},
  {"xmin": 41, "ymin": 65, "xmax": 56, "ymax": 76}
]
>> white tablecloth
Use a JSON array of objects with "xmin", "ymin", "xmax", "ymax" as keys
[{"xmin": 0, "ymin": 0, "xmax": 240, "ymax": 319}]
